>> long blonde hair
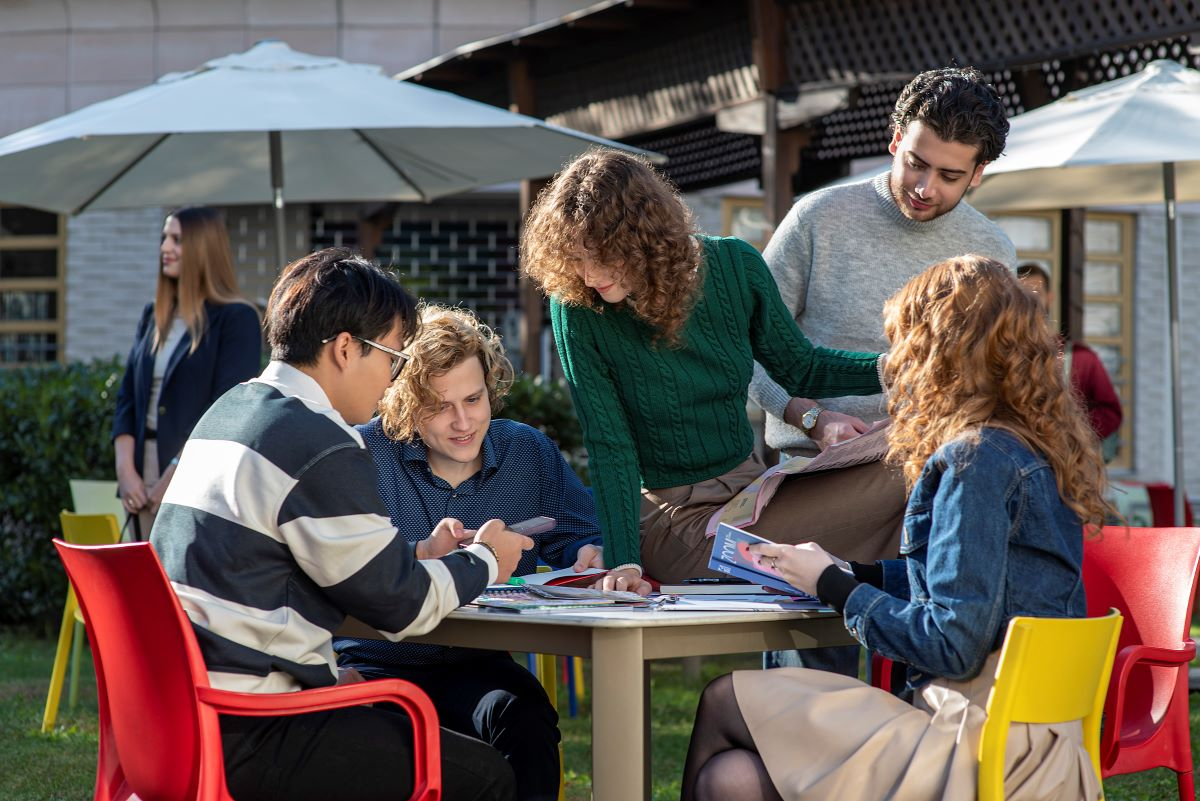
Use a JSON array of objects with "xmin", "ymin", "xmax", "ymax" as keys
[
  {"xmin": 883, "ymin": 255, "xmax": 1113, "ymax": 528},
  {"xmin": 154, "ymin": 206, "xmax": 251, "ymax": 353},
  {"xmin": 379, "ymin": 305, "xmax": 514, "ymax": 443},
  {"xmin": 520, "ymin": 148, "xmax": 702, "ymax": 345}
]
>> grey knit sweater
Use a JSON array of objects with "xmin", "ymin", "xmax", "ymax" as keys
[{"xmin": 748, "ymin": 172, "xmax": 1017, "ymax": 451}]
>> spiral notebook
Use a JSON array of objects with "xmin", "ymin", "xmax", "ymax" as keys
[{"xmin": 473, "ymin": 584, "xmax": 643, "ymax": 612}]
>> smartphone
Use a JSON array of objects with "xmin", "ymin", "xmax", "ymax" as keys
[{"xmin": 507, "ymin": 516, "xmax": 556, "ymax": 536}]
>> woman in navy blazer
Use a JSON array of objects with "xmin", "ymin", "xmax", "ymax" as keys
[{"xmin": 112, "ymin": 207, "xmax": 261, "ymax": 539}]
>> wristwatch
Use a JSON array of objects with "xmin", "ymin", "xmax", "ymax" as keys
[{"xmin": 800, "ymin": 404, "xmax": 825, "ymax": 436}]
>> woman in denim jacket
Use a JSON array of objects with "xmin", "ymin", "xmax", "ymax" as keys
[{"xmin": 681, "ymin": 255, "xmax": 1113, "ymax": 801}]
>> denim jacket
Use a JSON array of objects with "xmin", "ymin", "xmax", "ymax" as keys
[{"xmin": 843, "ymin": 427, "xmax": 1087, "ymax": 690}]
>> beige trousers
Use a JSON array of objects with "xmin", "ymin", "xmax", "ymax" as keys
[
  {"xmin": 131, "ymin": 440, "xmax": 161, "ymax": 542},
  {"xmin": 640, "ymin": 454, "xmax": 906, "ymax": 584}
]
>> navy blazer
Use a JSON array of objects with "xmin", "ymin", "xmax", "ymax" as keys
[{"xmin": 112, "ymin": 300, "xmax": 262, "ymax": 474}]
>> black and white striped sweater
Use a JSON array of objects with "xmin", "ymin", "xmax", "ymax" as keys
[{"xmin": 151, "ymin": 361, "xmax": 496, "ymax": 693}]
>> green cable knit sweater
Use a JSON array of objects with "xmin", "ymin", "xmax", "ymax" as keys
[{"xmin": 551, "ymin": 236, "xmax": 883, "ymax": 570}]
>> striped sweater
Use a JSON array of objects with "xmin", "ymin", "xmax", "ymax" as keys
[{"xmin": 151, "ymin": 361, "xmax": 496, "ymax": 694}]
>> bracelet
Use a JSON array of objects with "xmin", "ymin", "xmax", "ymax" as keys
[
  {"xmin": 609, "ymin": 563, "xmax": 643, "ymax": 578},
  {"xmin": 472, "ymin": 540, "xmax": 499, "ymax": 564}
]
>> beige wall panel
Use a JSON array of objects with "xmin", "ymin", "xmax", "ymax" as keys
[
  {"xmin": 68, "ymin": 30, "xmax": 155, "ymax": 83},
  {"xmin": 534, "ymin": 0, "xmax": 595, "ymax": 22},
  {"xmin": 69, "ymin": 81, "xmax": 149, "ymax": 111},
  {"xmin": 0, "ymin": 32, "xmax": 69, "ymax": 85},
  {"xmin": 440, "ymin": 0, "xmax": 530, "ymax": 27},
  {"xmin": 246, "ymin": 0, "xmax": 337, "ymax": 26},
  {"xmin": 437, "ymin": 24, "xmax": 513, "ymax": 54},
  {"xmin": 0, "ymin": 1, "xmax": 68, "ymax": 33},
  {"xmin": 243, "ymin": 26, "xmax": 339, "ymax": 55},
  {"xmin": 65, "ymin": 0, "xmax": 154, "ymax": 29},
  {"xmin": 155, "ymin": 0, "xmax": 247, "ymax": 28},
  {"xmin": 342, "ymin": 0, "xmax": 435, "ymax": 25},
  {"xmin": 0, "ymin": 86, "xmax": 67, "ymax": 133},
  {"xmin": 156, "ymin": 28, "xmax": 246, "ymax": 74},
  {"xmin": 341, "ymin": 26, "xmax": 436, "ymax": 75}
]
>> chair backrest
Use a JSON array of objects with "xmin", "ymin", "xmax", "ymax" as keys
[
  {"xmin": 69, "ymin": 479, "xmax": 125, "ymax": 522},
  {"xmin": 60, "ymin": 511, "xmax": 122, "ymax": 547},
  {"xmin": 978, "ymin": 611, "xmax": 1122, "ymax": 801},
  {"xmin": 54, "ymin": 540, "xmax": 210, "ymax": 801},
  {"xmin": 1084, "ymin": 526, "xmax": 1200, "ymax": 721}
]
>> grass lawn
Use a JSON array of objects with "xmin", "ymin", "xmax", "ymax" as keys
[{"xmin": 3, "ymin": 630, "xmax": 1196, "ymax": 801}]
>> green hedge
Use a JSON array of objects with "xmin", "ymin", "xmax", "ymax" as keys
[
  {"xmin": 0, "ymin": 359, "xmax": 123, "ymax": 632},
  {"xmin": 500, "ymin": 374, "xmax": 588, "ymax": 484}
]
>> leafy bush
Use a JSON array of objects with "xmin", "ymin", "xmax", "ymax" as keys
[
  {"xmin": 500, "ymin": 374, "xmax": 588, "ymax": 483},
  {"xmin": 0, "ymin": 359, "xmax": 123, "ymax": 632}
]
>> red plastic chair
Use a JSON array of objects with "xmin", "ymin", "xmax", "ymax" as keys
[
  {"xmin": 1083, "ymin": 526, "xmax": 1200, "ymax": 801},
  {"xmin": 53, "ymin": 540, "xmax": 442, "ymax": 801}
]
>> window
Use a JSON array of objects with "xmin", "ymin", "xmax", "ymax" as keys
[
  {"xmin": 721, "ymin": 197, "xmax": 770, "ymax": 252},
  {"xmin": 992, "ymin": 211, "xmax": 1135, "ymax": 469},
  {"xmin": 0, "ymin": 206, "xmax": 65, "ymax": 365}
]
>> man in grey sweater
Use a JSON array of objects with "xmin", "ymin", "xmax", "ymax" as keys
[
  {"xmin": 750, "ymin": 67, "xmax": 1017, "ymax": 458},
  {"xmin": 749, "ymin": 67, "xmax": 1017, "ymax": 680}
]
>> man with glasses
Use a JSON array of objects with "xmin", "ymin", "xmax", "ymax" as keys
[{"xmin": 150, "ymin": 247, "xmax": 531, "ymax": 801}]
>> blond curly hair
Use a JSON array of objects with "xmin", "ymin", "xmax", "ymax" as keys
[
  {"xmin": 520, "ymin": 148, "xmax": 702, "ymax": 344},
  {"xmin": 378, "ymin": 305, "xmax": 514, "ymax": 442},
  {"xmin": 883, "ymin": 255, "xmax": 1113, "ymax": 528}
]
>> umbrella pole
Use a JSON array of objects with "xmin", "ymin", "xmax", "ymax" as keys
[
  {"xmin": 1164, "ymin": 162, "xmax": 1186, "ymax": 524},
  {"xmin": 270, "ymin": 131, "xmax": 287, "ymax": 272}
]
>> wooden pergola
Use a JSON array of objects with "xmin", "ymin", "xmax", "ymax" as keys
[{"xmin": 398, "ymin": 0, "xmax": 1200, "ymax": 372}]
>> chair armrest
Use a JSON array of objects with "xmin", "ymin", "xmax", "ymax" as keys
[
  {"xmin": 196, "ymin": 678, "xmax": 437, "ymax": 719},
  {"xmin": 1099, "ymin": 639, "xmax": 1196, "ymax": 766}
]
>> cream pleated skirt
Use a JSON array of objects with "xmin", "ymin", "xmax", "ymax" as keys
[{"xmin": 732, "ymin": 653, "xmax": 1100, "ymax": 801}]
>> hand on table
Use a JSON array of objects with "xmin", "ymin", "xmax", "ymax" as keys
[
  {"xmin": 747, "ymin": 542, "xmax": 837, "ymax": 597},
  {"xmin": 590, "ymin": 567, "xmax": 653, "ymax": 597},
  {"xmin": 572, "ymin": 544, "xmax": 604, "ymax": 572}
]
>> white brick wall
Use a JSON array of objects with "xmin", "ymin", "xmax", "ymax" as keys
[
  {"xmin": 65, "ymin": 207, "xmax": 165, "ymax": 362},
  {"xmin": 1129, "ymin": 205, "xmax": 1200, "ymax": 498}
]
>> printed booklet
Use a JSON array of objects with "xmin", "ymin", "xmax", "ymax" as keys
[{"xmin": 707, "ymin": 523, "xmax": 817, "ymax": 598}]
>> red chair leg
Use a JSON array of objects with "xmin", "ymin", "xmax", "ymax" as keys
[{"xmin": 1176, "ymin": 769, "xmax": 1193, "ymax": 801}]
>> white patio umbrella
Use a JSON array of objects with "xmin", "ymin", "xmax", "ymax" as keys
[
  {"xmin": 0, "ymin": 40, "xmax": 656, "ymax": 266},
  {"xmin": 970, "ymin": 59, "xmax": 1200, "ymax": 520}
]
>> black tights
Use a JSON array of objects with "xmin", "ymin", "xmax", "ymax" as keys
[{"xmin": 681, "ymin": 674, "xmax": 784, "ymax": 801}]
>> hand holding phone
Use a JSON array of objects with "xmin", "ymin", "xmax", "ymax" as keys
[{"xmin": 506, "ymin": 516, "xmax": 556, "ymax": 536}]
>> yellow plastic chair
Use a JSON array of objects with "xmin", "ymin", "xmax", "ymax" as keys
[
  {"xmin": 979, "ymin": 610, "xmax": 1123, "ymax": 801},
  {"xmin": 41, "ymin": 511, "xmax": 122, "ymax": 732}
]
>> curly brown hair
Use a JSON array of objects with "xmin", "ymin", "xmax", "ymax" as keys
[
  {"xmin": 883, "ymin": 255, "xmax": 1113, "ymax": 528},
  {"xmin": 520, "ymin": 148, "xmax": 702, "ymax": 344},
  {"xmin": 378, "ymin": 305, "xmax": 514, "ymax": 443}
]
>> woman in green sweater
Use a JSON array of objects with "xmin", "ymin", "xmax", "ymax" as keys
[{"xmin": 520, "ymin": 149, "xmax": 905, "ymax": 591}]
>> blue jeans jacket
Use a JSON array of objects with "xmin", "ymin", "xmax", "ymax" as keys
[{"xmin": 843, "ymin": 427, "xmax": 1087, "ymax": 689}]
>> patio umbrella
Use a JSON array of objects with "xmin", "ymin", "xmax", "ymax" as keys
[
  {"xmin": 0, "ymin": 40, "xmax": 656, "ymax": 267},
  {"xmin": 970, "ymin": 59, "xmax": 1200, "ymax": 520}
]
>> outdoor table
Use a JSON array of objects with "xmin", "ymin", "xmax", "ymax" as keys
[{"xmin": 339, "ymin": 604, "xmax": 852, "ymax": 801}]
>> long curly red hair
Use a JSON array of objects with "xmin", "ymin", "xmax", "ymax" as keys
[
  {"xmin": 883, "ymin": 255, "xmax": 1113, "ymax": 528},
  {"xmin": 520, "ymin": 149, "xmax": 701, "ymax": 344}
]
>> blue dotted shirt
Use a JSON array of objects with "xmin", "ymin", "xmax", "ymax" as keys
[{"xmin": 334, "ymin": 416, "xmax": 602, "ymax": 666}]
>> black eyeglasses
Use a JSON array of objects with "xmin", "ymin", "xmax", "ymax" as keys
[{"xmin": 320, "ymin": 335, "xmax": 409, "ymax": 380}]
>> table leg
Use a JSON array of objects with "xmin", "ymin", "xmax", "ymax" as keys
[{"xmin": 591, "ymin": 627, "xmax": 650, "ymax": 801}]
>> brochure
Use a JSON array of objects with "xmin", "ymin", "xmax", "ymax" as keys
[
  {"xmin": 704, "ymin": 420, "xmax": 891, "ymax": 537},
  {"xmin": 473, "ymin": 583, "xmax": 645, "ymax": 612},
  {"xmin": 706, "ymin": 523, "xmax": 817, "ymax": 599}
]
